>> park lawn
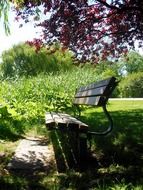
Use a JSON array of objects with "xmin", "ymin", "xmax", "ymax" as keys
[
  {"xmin": 108, "ymin": 99, "xmax": 143, "ymax": 111},
  {"xmin": 0, "ymin": 100, "xmax": 143, "ymax": 189}
]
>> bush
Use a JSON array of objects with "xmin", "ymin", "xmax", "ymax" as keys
[
  {"xmin": 0, "ymin": 104, "xmax": 25, "ymax": 140},
  {"xmin": 119, "ymin": 72, "xmax": 143, "ymax": 97}
]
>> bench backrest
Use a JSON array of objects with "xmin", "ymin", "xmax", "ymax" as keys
[{"xmin": 73, "ymin": 77, "xmax": 117, "ymax": 106}]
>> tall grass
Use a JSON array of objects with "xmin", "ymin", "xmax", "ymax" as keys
[{"xmin": 0, "ymin": 66, "xmax": 99, "ymax": 137}]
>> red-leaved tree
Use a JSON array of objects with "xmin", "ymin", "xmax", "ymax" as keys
[{"xmin": 12, "ymin": 0, "xmax": 143, "ymax": 62}]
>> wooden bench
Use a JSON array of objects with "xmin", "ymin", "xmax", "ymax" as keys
[{"xmin": 45, "ymin": 76, "xmax": 118, "ymax": 169}]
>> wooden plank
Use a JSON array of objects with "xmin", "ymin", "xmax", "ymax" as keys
[
  {"xmin": 77, "ymin": 77, "xmax": 115, "ymax": 92},
  {"xmin": 73, "ymin": 96, "xmax": 102, "ymax": 106},
  {"xmin": 59, "ymin": 113, "xmax": 88, "ymax": 130},
  {"xmin": 75, "ymin": 86, "xmax": 106, "ymax": 98},
  {"xmin": 52, "ymin": 113, "xmax": 88, "ymax": 129},
  {"xmin": 45, "ymin": 112, "xmax": 56, "ymax": 129},
  {"xmin": 45, "ymin": 112, "xmax": 88, "ymax": 130},
  {"xmin": 52, "ymin": 112, "xmax": 68, "ymax": 124},
  {"xmin": 45, "ymin": 112, "xmax": 54, "ymax": 123}
]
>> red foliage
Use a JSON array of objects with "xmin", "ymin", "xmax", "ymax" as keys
[
  {"xmin": 27, "ymin": 38, "xmax": 43, "ymax": 52},
  {"xmin": 13, "ymin": 0, "xmax": 143, "ymax": 62}
]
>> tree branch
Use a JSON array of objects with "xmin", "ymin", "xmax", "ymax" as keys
[{"xmin": 96, "ymin": 0, "xmax": 120, "ymax": 10}]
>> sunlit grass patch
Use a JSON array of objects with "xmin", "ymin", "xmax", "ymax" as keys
[{"xmin": 108, "ymin": 99, "xmax": 143, "ymax": 111}]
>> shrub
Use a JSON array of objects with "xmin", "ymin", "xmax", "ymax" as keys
[
  {"xmin": 119, "ymin": 72, "xmax": 143, "ymax": 97},
  {"xmin": 0, "ymin": 103, "xmax": 25, "ymax": 140}
]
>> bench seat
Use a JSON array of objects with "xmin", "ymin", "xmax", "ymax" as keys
[{"xmin": 45, "ymin": 112, "xmax": 88, "ymax": 132}]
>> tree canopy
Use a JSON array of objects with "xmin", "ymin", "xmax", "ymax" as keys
[
  {"xmin": 119, "ymin": 51, "xmax": 143, "ymax": 74},
  {"xmin": 0, "ymin": 42, "xmax": 74, "ymax": 77},
  {"xmin": 10, "ymin": 0, "xmax": 143, "ymax": 62}
]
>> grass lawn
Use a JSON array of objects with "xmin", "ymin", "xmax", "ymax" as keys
[{"xmin": 0, "ymin": 100, "xmax": 143, "ymax": 189}]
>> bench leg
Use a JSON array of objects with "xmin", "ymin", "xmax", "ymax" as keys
[
  {"xmin": 68, "ymin": 131, "xmax": 88, "ymax": 170},
  {"xmin": 78, "ymin": 133, "xmax": 87, "ymax": 170}
]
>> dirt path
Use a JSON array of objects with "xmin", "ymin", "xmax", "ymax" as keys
[{"xmin": 8, "ymin": 137, "xmax": 56, "ymax": 172}]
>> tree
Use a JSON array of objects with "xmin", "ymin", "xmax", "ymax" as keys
[
  {"xmin": 117, "ymin": 51, "xmax": 143, "ymax": 76},
  {"xmin": 119, "ymin": 72, "xmax": 143, "ymax": 97},
  {"xmin": 0, "ymin": 0, "xmax": 10, "ymax": 34},
  {"xmin": 11, "ymin": 0, "xmax": 143, "ymax": 62},
  {"xmin": 95, "ymin": 59, "xmax": 120, "ymax": 78},
  {"xmin": 0, "ymin": 42, "xmax": 74, "ymax": 78},
  {"xmin": 121, "ymin": 51, "xmax": 143, "ymax": 74}
]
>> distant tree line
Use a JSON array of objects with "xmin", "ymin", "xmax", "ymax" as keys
[{"xmin": 0, "ymin": 43, "xmax": 143, "ymax": 97}]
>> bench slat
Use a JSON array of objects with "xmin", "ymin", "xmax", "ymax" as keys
[
  {"xmin": 73, "ymin": 96, "xmax": 103, "ymax": 106},
  {"xmin": 77, "ymin": 77, "xmax": 115, "ymax": 92},
  {"xmin": 75, "ymin": 86, "xmax": 106, "ymax": 98},
  {"xmin": 45, "ymin": 112, "xmax": 88, "ymax": 131},
  {"xmin": 45, "ymin": 113, "xmax": 54, "ymax": 123}
]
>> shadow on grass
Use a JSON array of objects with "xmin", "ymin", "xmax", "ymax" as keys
[
  {"xmin": 79, "ymin": 108, "xmax": 143, "ymax": 185},
  {"xmin": 0, "ymin": 172, "xmax": 49, "ymax": 190}
]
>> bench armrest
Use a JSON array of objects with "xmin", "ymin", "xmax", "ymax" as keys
[{"xmin": 88, "ymin": 105, "xmax": 113, "ymax": 136}]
